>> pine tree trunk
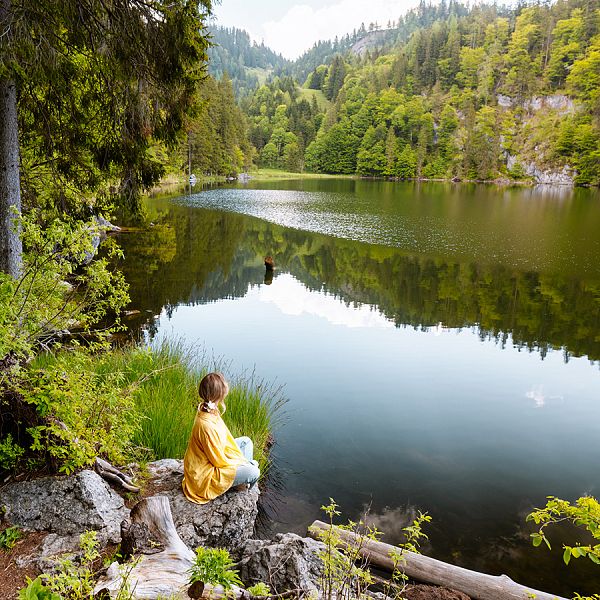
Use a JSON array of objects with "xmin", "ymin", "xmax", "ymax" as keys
[{"xmin": 0, "ymin": 0, "xmax": 22, "ymax": 278}]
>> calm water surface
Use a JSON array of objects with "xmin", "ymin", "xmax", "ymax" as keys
[{"xmin": 120, "ymin": 180, "xmax": 600, "ymax": 596}]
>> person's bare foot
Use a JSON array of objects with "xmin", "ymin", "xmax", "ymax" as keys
[{"xmin": 232, "ymin": 483, "xmax": 249, "ymax": 492}]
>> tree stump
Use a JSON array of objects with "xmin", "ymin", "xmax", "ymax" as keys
[
  {"xmin": 264, "ymin": 256, "xmax": 275, "ymax": 271},
  {"xmin": 94, "ymin": 496, "xmax": 195, "ymax": 599}
]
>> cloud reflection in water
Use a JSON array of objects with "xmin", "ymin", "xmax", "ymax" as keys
[{"xmin": 249, "ymin": 273, "xmax": 395, "ymax": 330}]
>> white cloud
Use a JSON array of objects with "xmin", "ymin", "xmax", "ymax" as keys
[{"xmin": 261, "ymin": 0, "xmax": 420, "ymax": 59}]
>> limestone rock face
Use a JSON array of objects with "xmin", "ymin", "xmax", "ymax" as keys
[
  {"xmin": 506, "ymin": 153, "xmax": 575, "ymax": 185},
  {"xmin": 146, "ymin": 459, "xmax": 259, "ymax": 551},
  {"xmin": 236, "ymin": 533, "xmax": 325, "ymax": 594},
  {"xmin": 0, "ymin": 469, "xmax": 127, "ymax": 543}
]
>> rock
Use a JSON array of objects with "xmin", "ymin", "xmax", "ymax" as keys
[
  {"xmin": 236, "ymin": 533, "xmax": 325, "ymax": 594},
  {"xmin": 0, "ymin": 469, "xmax": 128, "ymax": 569},
  {"xmin": 146, "ymin": 459, "xmax": 259, "ymax": 551},
  {"xmin": 505, "ymin": 153, "xmax": 575, "ymax": 185},
  {"xmin": 0, "ymin": 469, "xmax": 127, "ymax": 545},
  {"xmin": 496, "ymin": 93, "xmax": 575, "ymax": 116},
  {"xmin": 496, "ymin": 94, "xmax": 512, "ymax": 108},
  {"xmin": 351, "ymin": 29, "xmax": 390, "ymax": 57}
]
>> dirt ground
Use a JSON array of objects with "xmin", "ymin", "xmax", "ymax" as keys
[{"xmin": 0, "ymin": 530, "xmax": 46, "ymax": 599}]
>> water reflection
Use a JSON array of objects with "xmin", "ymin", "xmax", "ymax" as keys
[
  {"xmin": 119, "ymin": 200, "xmax": 600, "ymax": 362},
  {"xmin": 115, "ymin": 187, "xmax": 600, "ymax": 596},
  {"xmin": 254, "ymin": 274, "xmax": 394, "ymax": 329}
]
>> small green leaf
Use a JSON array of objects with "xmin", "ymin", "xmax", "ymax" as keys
[
  {"xmin": 588, "ymin": 553, "xmax": 600, "ymax": 564},
  {"xmin": 563, "ymin": 547, "xmax": 571, "ymax": 565}
]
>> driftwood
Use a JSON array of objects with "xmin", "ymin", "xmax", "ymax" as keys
[
  {"xmin": 95, "ymin": 496, "xmax": 194, "ymax": 599},
  {"xmin": 94, "ymin": 457, "xmax": 140, "ymax": 493},
  {"xmin": 308, "ymin": 520, "xmax": 567, "ymax": 600}
]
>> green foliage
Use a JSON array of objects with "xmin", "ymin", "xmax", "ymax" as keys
[
  {"xmin": 245, "ymin": 76, "xmax": 326, "ymax": 171},
  {"xmin": 0, "ymin": 526, "xmax": 22, "ymax": 550},
  {"xmin": 208, "ymin": 27, "xmax": 288, "ymax": 100},
  {"xmin": 0, "ymin": 433, "xmax": 25, "ymax": 471},
  {"xmin": 184, "ymin": 75, "xmax": 254, "ymax": 178},
  {"xmin": 188, "ymin": 547, "xmax": 242, "ymax": 590},
  {"xmin": 527, "ymin": 496, "xmax": 600, "ymax": 567},
  {"xmin": 313, "ymin": 499, "xmax": 430, "ymax": 600},
  {"xmin": 16, "ymin": 349, "xmax": 140, "ymax": 474},
  {"xmin": 395, "ymin": 144, "xmax": 417, "ymax": 179},
  {"xmin": 4, "ymin": 0, "xmax": 213, "ymax": 217},
  {"xmin": 247, "ymin": 582, "xmax": 271, "ymax": 596},
  {"xmin": 0, "ymin": 214, "xmax": 128, "ymax": 361},
  {"xmin": 18, "ymin": 578, "xmax": 61, "ymax": 600}
]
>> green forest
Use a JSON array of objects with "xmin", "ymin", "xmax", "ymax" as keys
[
  {"xmin": 104, "ymin": 0, "xmax": 600, "ymax": 188},
  {"xmin": 237, "ymin": 0, "xmax": 600, "ymax": 185}
]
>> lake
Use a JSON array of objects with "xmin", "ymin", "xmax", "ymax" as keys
[{"xmin": 119, "ymin": 179, "xmax": 600, "ymax": 596}]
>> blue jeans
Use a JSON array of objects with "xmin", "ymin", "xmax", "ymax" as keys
[{"xmin": 232, "ymin": 436, "xmax": 260, "ymax": 487}]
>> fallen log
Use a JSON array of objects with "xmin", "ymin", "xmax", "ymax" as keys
[
  {"xmin": 95, "ymin": 496, "xmax": 194, "ymax": 599},
  {"xmin": 308, "ymin": 520, "xmax": 567, "ymax": 600}
]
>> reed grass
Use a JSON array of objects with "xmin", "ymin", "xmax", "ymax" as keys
[{"xmin": 33, "ymin": 339, "xmax": 284, "ymax": 476}]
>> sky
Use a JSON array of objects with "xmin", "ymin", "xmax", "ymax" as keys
[{"xmin": 211, "ymin": 0, "xmax": 422, "ymax": 60}]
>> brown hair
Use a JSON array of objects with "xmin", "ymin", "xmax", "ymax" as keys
[{"xmin": 198, "ymin": 372, "xmax": 229, "ymax": 407}]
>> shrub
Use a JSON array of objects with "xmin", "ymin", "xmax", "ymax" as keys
[
  {"xmin": 15, "ymin": 349, "xmax": 140, "ymax": 474},
  {"xmin": 0, "ymin": 433, "xmax": 25, "ymax": 471},
  {"xmin": 19, "ymin": 531, "xmax": 135, "ymax": 600},
  {"xmin": 528, "ymin": 495, "xmax": 600, "ymax": 600},
  {"xmin": 314, "ymin": 499, "xmax": 431, "ymax": 600},
  {"xmin": 0, "ymin": 214, "xmax": 128, "ymax": 363},
  {"xmin": 188, "ymin": 547, "xmax": 242, "ymax": 590}
]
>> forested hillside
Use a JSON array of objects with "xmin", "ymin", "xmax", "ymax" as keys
[
  {"xmin": 239, "ymin": 0, "xmax": 600, "ymax": 185},
  {"xmin": 282, "ymin": 0, "xmax": 472, "ymax": 83},
  {"xmin": 208, "ymin": 26, "xmax": 288, "ymax": 98},
  {"xmin": 167, "ymin": 75, "xmax": 254, "ymax": 178}
]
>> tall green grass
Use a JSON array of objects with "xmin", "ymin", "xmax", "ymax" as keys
[{"xmin": 33, "ymin": 340, "xmax": 285, "ymax": 476}]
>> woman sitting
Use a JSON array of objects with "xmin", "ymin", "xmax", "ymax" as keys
[{"xmin": 182, "ymin": 372, "xmax": 260, "ymax": 504}]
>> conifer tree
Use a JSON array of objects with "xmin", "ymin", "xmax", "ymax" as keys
[{"xmin": 0, "ymin": 0, "xmax": 212, "ymax": 276}]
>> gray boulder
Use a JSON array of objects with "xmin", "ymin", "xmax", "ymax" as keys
[
  {"xmin": 146, "ymin": 459, "xmax": 259, "ymax": 552},
  {"xmin": 0, "ymin": 469, "xmax": 127, "ymax": 543},
  {"xmin": 1, "ymin": 469, "xmax": 128, "ymax": 569},
  {"xmin": 236, "ymin": 533, "xmax": 325, "ymax": 594}
]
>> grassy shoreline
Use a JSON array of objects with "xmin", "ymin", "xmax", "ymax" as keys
[
  {"xmin": 245, "ymin": 168, "xmax": 354, "ymax": 181},
  {"xmin": 148, "ymin": 169, "xmax": 553, "ymax": 193},
  {"xmin": 30, "ymin": 340, "xmax": 283, "ymax": 477}
]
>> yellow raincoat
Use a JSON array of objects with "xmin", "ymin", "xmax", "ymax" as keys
[{"xmin": 182, "ymin": 410, "xmax": 246, "ymax": 504}]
